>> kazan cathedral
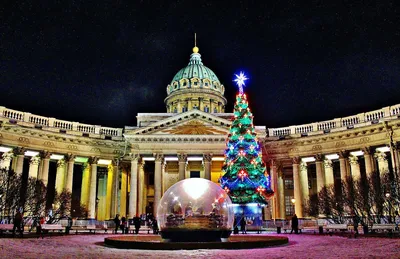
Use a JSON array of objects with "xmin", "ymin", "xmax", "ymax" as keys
[{"xmin": 1, "ymin": 44, "xmax": 400, "ymax": 221}]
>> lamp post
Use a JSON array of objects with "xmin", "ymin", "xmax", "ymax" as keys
[
  {"xmin": 386, "ymin": 192, "xmax": 391, "ymax": 223},
  {"xmin": 95, "ymin": 197, "xmax": 100, "ymax": 220},
  {"xmin": 291, "ymin": 198, "xmax": 296, "ymax": 216}
]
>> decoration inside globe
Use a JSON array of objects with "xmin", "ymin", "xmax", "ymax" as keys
[{"xmin": 157, "ymin": 178, "xmax": 234, "ymax": 240}]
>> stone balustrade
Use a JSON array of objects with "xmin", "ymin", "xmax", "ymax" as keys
[
  {"xmin": 269, "ymin": 103, "xmax": 400, "ymax": 137},
  {"xmin": 0, "ymin": 106, "xmax": 123, "ymax": 140}
]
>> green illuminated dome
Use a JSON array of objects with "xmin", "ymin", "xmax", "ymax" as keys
[
  {"xmin": 165, "ymin": 46, "xmax": 227, "ymax": 114},
  {"xmin": 166, "ymin": 47, "xmax": 225, "ymax": 96}
]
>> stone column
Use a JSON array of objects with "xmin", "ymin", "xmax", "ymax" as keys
[
  {"xmin": 88, "ymin": 156, "xmax": 98, "ymax": 219},
  {"xmin": 269, "ymin": 161, "xmax": 278, "ymax": 219},
  {"xmin": 129, "ymin": 154, "xmax": 139, "ymax": 217},
  {"xmin": 315, "ymin": 154, "xmax": 325, "ymax": 193},
  {"xmin": 178, "ymin": 153, "xmax": 187, "ymax": 181},
  {"xmin": 292, "ymin": 157, "xmax": 303, "ymax": 218},
  {"xmin": 277, "ymin": 171, "xmax": 286, "ymax": 219},
  {"xmin": 339, "ymin": 150, "xmax": 350, "ymax": 181},
  {"xmin": 324, "ymin": 159, "xmax": 334, "ymax": 186},
  {"xmin": 349, "ymin": 155, "xmax": 361, "ymax": 180},
  {"xmin": 187, "ymin": 98, "xmax": 192, "ymax": 110},
  {"xmin": 210, "ymin": 99, "xmax": 215, "ymax": 113},
  {"xmin": 0, "ymin": 151, "xmax": 13, "ymax": 170},
  {"xmin": 138, "ymin": 160, "xmax": 145, "ymax": 215},
  {"xmin": 375, "ymin": 151, "xmax": 389, "ymax": 176},
  {"xmin": 39, "ymin": 151, "xmax": 51, "ymax": 185},
  {"xmin": 199, "ymin": 97, "xmax": 204, "ymax": 111},
  {"xmin": 55, "ymin": 159, "xmax": 66, "ymax": 194},
  {"xmin": 120, "ymin": 167, "xmax": 127, "ymax": 217},
  {"xmin": 154, "ymin": 153, "xmax": 164, "ymax": 216},
  {"xmin": 361, "ymin": 147, "xmax": 374, "ymax": 177},
  {"xmin": 161, "ymin": 161, "xmax": 166, "ymax": 194},
  {"xmin": 81, "ymin": 163, "xmax": 91, "ymax": 208},
  {"xmin": 177, "ymin": 100, "xmax": 182, "ymax": 113},
  {"xmin": 392, "ymin": 143, "xmax": 400, "ymax": 172},
  {"xmin": 13, "ymin": 147, "xmax": 25, "ymax": 176},
  {"xmin": 65, "ymin": 154, "xmax": 75, "ymax": 193},
  {"xmin": 111, "ymin": 158, "xmax": 120, "ymax": 217},
  {"xmin": 28, "ymin": 155, "xmax": 40, "ymax": 178},
  {"xmin": 299, "ymin": 161, "xmax": 309, "ymax": 216},
  {"xmin": 203, "ymin": 153, "xmax": 212, "ymax": 180}
]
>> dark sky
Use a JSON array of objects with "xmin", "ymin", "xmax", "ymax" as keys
[{"xmin": 1, "ymin": 1, "xmax": 399, "ymax": 128}]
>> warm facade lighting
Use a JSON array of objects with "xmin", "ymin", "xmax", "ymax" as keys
[
  {"xmin": 350, "ymin": 150, "xmax": 364, "ymax": 157},
  {"xmin": 301, "ymin": 157, "xmax": 315, "ymax": 163},
  {"xmin": 24, "ymin": 151, "xmax": 39, "ymax": 157},
  {"xmin": 98, "ymin": 159, "xmax": 112, "ymax": 165},
  {"xmin": 376, "ymin": 146, "xmax": 390, "ymax": 153}
]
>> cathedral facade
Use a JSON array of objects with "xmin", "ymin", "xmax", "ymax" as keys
[{"xmin": 1, "ymin": 45, "xmax": 399, "ymax": 220}]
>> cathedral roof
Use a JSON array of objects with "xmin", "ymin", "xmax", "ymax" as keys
[{"xmin": 166, "ymin": 46, "xmax": 224, "ymax": 96}]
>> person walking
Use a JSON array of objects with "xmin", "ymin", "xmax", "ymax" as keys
[
  {"xmin": 120, "ymin": 216, "xmax": 126, "ymax": 234},
  {"xmin": 133, "ymin": 215, "xmax": 141, "ymax": 234},
  {"xmin": 240, "ymin": 215, "xmax": 247, "ymax": 234},
  {"xmin": 291, "ymin": 214, "xmax": 299, "ymax": 234},
  {"xmin": 395, "ymin": 211, "xmax": 400, "ymax": 231},
  {"xmin": 12, "ymin": 210, "xmax": 23, "ymax": 238},
  {"xmin": 113, "ymin": 214, "xmax": 120, "ymax": 234}
]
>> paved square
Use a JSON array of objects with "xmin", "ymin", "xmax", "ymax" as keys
[{"xmin": 0, "ymin": 233, "xmax": 399, "ymax": 258}]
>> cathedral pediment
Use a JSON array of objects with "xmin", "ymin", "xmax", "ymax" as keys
[
  {"xmin": 161, "ymin": 119, "xmax": 228, "ymax": 135},
  {"xmin": 126, "ymin": 109, "xmax": 232, "ymax": 136}
]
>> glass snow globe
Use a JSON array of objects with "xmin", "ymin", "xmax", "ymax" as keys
[{"xmin": 157, "ymin": 178, "xmax": 234, "ymax": 242}]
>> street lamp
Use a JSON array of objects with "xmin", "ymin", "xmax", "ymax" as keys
[
  {"xmin": 386, "ymin": 192, "xmax": 392, "ymax": 223},
  {"xmin": 95, "ymin": 197, "xmax": 100, "ymax": 220}
]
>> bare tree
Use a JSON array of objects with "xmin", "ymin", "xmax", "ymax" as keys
[{"xmin": 309, "ymin": 170, "xmax": 400, "ymax": 228}]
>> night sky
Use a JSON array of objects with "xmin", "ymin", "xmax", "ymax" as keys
[{"xmin": 1, "ymin": 1, "xmax": 399, "ymax": 128}]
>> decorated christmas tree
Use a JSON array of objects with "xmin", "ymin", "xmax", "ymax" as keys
[{"xmin": 220, "ymin": 72, "xmax": 274, "ymax": 205}]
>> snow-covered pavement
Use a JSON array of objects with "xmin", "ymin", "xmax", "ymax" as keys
[{"xmin": 0, "ymin": 233, "xmax": 399, "ymax": 259}]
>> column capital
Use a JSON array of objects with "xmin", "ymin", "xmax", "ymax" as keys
[
  {"xmin": 203, "ymin": 153, "xmax": 213, "ymax": 162},
  {"xmin": 1, "ymin": 151, "xmax": 13, "ymax": 160},
  {"xmin": 300, "ymin": 161, "xmax": 307, "ymax": 171},
  {"xmin": 129, "ymin": 153, "xmax": 140, "ymax": 162},
  {"xmin": 374, "ymin": 151, "xmax": 387, "ymax": 161},
  {"xmin": 338, "ymin": 150, "xmax": 349, "ymax": 159},
  {"xmin": 89, "ymin": 156, "xmax": 99, "ymax": 165},
  {"xmin": 153, "ymin": 153, "xmax": 164, "ymax": 162},
  {"xmin": 324, "ymin": 159, "xmax": 333, "ymax": 169},
  {"xmin": 13, "ymin": 147, "xmax": 25, "ymax": 156},
  {"xmin": 57, "ymin": 159, "xmax": 65, "ymax": 168},
  {"xmin": 30, "ymin": 156, "xmax": 41, "ymax": 165},
  {"xmin": 39, "ymin": 150, "xmax": 52, "ymax": 159},
  {"xmin": 177, "ymin": 153, "xmax": 187, "ymax": 162},
  {"xmin": 138, "ymin": 159, "xmax": 145, "ymax": 169},
  {"xmin": 292, "ymin": 157, "xmax": 301, "ymax": 165},
  {"xmin": 65, "ymin": 153, "xmax": 76, "ymax": 162},
  {"xmin": 315, "ymin": 154, "xmax": 324, "ymax": 162},
  {"xmin": 112, "ymin": 157, "xmax": 121, "ymax": 166},
  {"xmin": 349, "ymin": 155, "xmax": 359, "ymax": 165},
  {"xmin": 277, "ymin": 170, "xmax": 284, "ymax": 178}
]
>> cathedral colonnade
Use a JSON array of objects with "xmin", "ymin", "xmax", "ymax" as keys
[
  {"xmin": 268, "ymin": 143, "xmax": 400, "ymax": 219},
  {"xmin": 0, "ymin": 147, "xmax": 223, "ymax": 220}
]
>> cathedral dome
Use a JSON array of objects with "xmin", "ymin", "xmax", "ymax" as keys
[
  {"xmin": 165, "ymin": 46, "xmax": 227, "ymax": 114},
  {"xmin": 167, "ymin": 50, "xmax": 224, "ymax": 95}
]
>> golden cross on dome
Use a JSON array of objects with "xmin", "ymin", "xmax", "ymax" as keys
[{"xmin": 193, "ymin": 33, "xmax": 199, "ymax": 53}]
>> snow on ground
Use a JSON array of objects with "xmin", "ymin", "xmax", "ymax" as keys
[{"xmin": 0, "ymin": 233, "xmax": 399, "ymax": 259}]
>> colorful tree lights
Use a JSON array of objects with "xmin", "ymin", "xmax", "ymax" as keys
[{"xmin": 220, "ymin": 72, "xmax": 273, "ymax": 204}]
